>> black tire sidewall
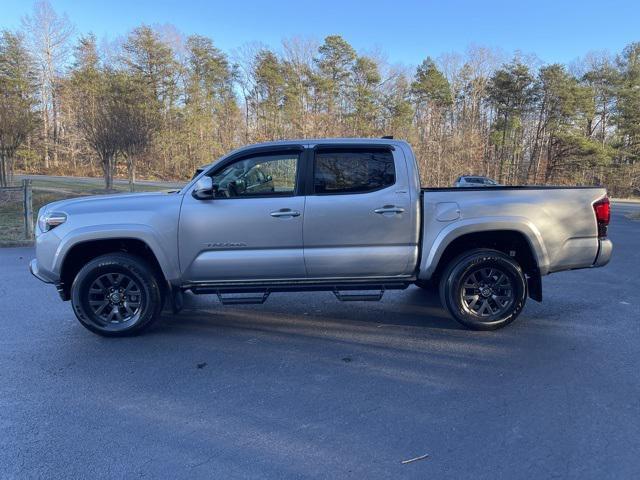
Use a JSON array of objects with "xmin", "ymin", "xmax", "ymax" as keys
[
  {"xmin": 440, "ymin": 250, "xmax": 527, "ymax": 330},
  {"xmin": 71, "ymin": 254, "xmax": 162, "ymax": 337}
]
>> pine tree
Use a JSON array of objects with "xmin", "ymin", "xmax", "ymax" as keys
[
  {"xmin": 411, "ymin": 58, "xmax": 452, "ymax": 185},
  {"xmin": 488, "ymin": 61, "xmax": 536, "ymax": 182},
  {"xmin": 351, "ymin": 56, "xmax": 381, "ymax": 136},
  {"xmin": 314, "ymin": 35, "xmax": 356, "ymax": 134},
  {"xmin": 185, "ymin": 35, "xmax": 238, "ymax": 167},
  {"xmin": 534, "ymin": 64, "xmax": 606, "ymax": 182},
  {"xmin": 252, "ymin": 50, "xmax": 285, "ymax": 140},
  {"xmin": 616, "ymin": 43, "xmax": 640, "ymax": 163},
  {"xmin": 0, "ymin": 30, "xmax": 36, "ymax": 186}
]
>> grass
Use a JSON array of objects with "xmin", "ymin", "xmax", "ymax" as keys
[
  {"xmin": 0, "ymin": 178, "xmax": 177, "ymax": 246},
  {"xmin": 28, "ymin": 178, "xmax": 176, "ymax": 193},
  {"xmin": 0, "ymin": 190, "xmax": 78, "ymax": 246}
]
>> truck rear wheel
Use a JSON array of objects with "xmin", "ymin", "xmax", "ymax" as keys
[
  {"xmin": 439, "ymin": 249, "xmax": 527, "ymax": 330},
  {"xmin": 71, "ymin": 253, "xmax": 163, "ymax": 337}
]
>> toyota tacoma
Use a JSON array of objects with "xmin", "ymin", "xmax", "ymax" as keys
[{"xmin": 30, "ymin": 139, "xmax": 613, "ymax": 336}]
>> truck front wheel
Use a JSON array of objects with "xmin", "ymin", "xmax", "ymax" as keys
[
  {"xmin": 439, "ymin": 249, "xmax": 527, "ymax": 331},
  {"xmin": 70, "ymin": 253, "xmax": 163, "ymax": 337}
]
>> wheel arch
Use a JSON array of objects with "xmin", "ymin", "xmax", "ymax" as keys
[
  {"xmin": 57, "ymin": 236, "xmax": 171, "ymax": 300},
  {"xmin": 420, "ymin": 220, "xmax": 546, "ymax": 301}
]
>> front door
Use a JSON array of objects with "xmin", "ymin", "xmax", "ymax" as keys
[
  {"xmin": 303, "ymin": 146, "xmax": 418, "ymax": 278},
  {"xmin": 179, "ymin": 149, "xmax": 306, "ymax": 282}
]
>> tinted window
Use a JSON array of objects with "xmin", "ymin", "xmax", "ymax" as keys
[
  {"xmin": 314, "ymin": 150, "xmax": 395, "ymax": 194},
  {"xmin": 210, "ymin": 153, "xmax": 298, "ymax": 198},
  {"xmin": 465, "ymin": 177, "xmax": 484, "ymax": 184}
]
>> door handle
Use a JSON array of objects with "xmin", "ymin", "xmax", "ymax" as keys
[
  {"xmin": 270, "ymin": 208, "xmax": 301, "ymax": 218},
  {"xmin": 374, "ymin": 205, "xmax": 405, "ymax": 214}
]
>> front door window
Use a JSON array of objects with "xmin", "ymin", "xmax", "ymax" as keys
[{"xmin": 210, "ymin": 154, "xmax": 298, "ymax": 198}]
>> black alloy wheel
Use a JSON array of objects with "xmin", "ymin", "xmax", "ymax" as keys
[
  {"xmin": 71, "ymin": 253, "xmax": 163, "ymax": 336},
  {"xmin": 439, "ymin": 249, "xmax": 527, "ymax": 330}
]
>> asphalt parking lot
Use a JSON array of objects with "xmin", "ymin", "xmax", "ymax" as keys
[{"xmin": 1, "ymin": 203, "xmax": 639, "ymax": 479}]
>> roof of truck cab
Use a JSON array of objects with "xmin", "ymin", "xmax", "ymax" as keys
[
  {"xmin": 196, "ymin": 138, "xmax": 409, "ymax": 171},
  {"xmin": 227, "ymin": 138, "xmax": 407, "ymax": 156},
  {"xmin": 241, "ymin": 137, "xmax": 407, "ymax": 148}
]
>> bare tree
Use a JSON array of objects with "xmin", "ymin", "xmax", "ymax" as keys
[
  {"xmin": 232, "ymin": 42, "xmax": 268, "ymax": 142},
  {"xmin": 112, "ymin": 74, "xmax": 156, "ymax": 191},
  {"xmin": 282, "ymin": 37, "xmax": 318, "ymax": 137},
  {"xmin": 22, "ymin": 0, "xmax": 74, "ymax": 169},
  {"xmin": 73, "ymin": 69, "xmax": 122, "ymax": 190}
]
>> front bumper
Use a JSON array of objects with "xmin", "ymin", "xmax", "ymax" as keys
[
  {"xmin": 30, "ymin": 259, "xmax": 68, "ymax": 300},
  {"xmin": 594, "ymin": 239, "xmax": 613, "ymax": 267},
  {"xmin": 29, "ymin": 258, "xmax": 53, "ymax": 284}
]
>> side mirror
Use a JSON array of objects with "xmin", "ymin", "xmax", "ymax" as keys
[{"xmin": 192, "ymin": 176, "xmax": 215, "ymax": 200}]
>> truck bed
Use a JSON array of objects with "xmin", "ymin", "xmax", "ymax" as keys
[
  {"xmin": 418, "ymin": 186, "xmax": 607, "ymax": 278},
  {"xmin": 422, "ymin": 185, "xmax": 604, "ymax": 192}
]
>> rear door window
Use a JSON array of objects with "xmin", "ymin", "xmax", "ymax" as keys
[{"xmin": 313, "ymin": 149, "xmax": 395, "ymax": 194}]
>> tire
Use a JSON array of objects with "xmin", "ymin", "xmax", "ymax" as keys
[
  {"xmin": 71, "ymin": 253, "xmax": 163, "ymax": 337},
  {"xmin": 439, "ymin": 249, "xmax": 527, "ymax": 331}
]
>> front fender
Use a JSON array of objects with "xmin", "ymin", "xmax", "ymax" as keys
[
  {"xmin": 53, "ymin": 224, "xmax": 180, "ymax": 283},
  {"xmin": 419, "ymin": 216, "xmax": 550, "ymax": 279}
]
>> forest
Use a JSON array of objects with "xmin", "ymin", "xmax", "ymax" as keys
[{"xmin": 0, "ymin": 1, "xmax": 639, "ymax": 196}]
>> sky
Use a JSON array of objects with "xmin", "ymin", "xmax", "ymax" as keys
[{"xmin": 2, "ymin": 0, "xmax": 639, "ymax": 67}]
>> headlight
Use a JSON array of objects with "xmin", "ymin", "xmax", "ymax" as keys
[{"xmin": 38, "ymin": 212, "xmax": 67, "ymax": 232}]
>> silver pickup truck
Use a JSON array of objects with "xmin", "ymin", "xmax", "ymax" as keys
[{"xmin": 30, "ymin": 138, "xmax": 612, "ymax": 336}]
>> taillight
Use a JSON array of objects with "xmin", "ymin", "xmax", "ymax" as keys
[{"xmin": 593, "ymin": 197, "xmax": 610, "ymax": 238}]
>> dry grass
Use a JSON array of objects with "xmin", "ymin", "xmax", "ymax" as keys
[
  {"xmin": 0, "ymin": 179, "xmax": 173, "ymax": 246},
  {"xmin": 0, "ymin": 190, "xmax": 85, "ymax": 246}
]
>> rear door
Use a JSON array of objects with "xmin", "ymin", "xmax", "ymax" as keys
[{"xmin": 302, "ymin": 145, "xmax": 418, "ymax": 278}]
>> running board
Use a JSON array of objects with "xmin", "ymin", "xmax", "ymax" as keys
[
  {"xmin": 188, "ymin": 279, "xmax": 409, "ymax": 305},
  {"xmin": 333, "ymin": 288, "xmax": 384, "ymax": 302},
  {"xmin": 216, "ymin": 291, "xmax": 270, "ymax": 305},
  {"xmin": 188, "ymin": 278, "xmax": 412, "ymax": 295}
]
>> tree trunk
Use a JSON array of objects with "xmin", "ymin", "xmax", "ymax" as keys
[
  {"xmin": 544, "ymin": 140, "xmax": 554, "ymax": 183},
  {"xmin": 0, "ymin": 154, "xmax": 7, "ymax": 187},
  {"xmin": 127, "ymin": 155, "xmax": 136, "ymax": 192},
  {"xmin": 102, "ymin": 154, "xmax": 114, "ymax": 190},
  {"xmin": 528, "ymin": 98, "xmax": 546, "ymax": 183},
  {"xmin": 498, "ymin": 111, "xmax": 508, "ymax": 183},
  {"xmin": 601, "ymin": 101, "xmax": 607, "ymax": 147},
  {"xmin": 108, "ymin": 157, "xmax": 114, "ymax": 190},
  {"xmin": 52, "ymin": 87, "xmax": 59, "ymax": 167},
  {"xmin": 42, "ymin": 93, "xmax": 49, "ymax": 169}
]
